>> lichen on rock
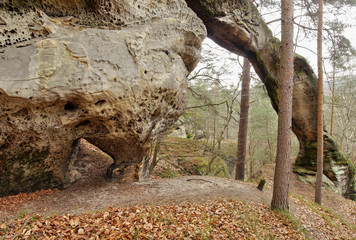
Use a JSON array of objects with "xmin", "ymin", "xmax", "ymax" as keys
[{"xmin": 0, "ymin": 0, "xmax": 206, "ymax": 196}]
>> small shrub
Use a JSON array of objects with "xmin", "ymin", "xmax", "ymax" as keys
[{"xmin": 159, "ymin": 167, "xmax": 181, "ymax": 178}]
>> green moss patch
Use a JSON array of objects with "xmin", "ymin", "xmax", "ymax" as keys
[{"xmin": 0, "ymin": 149, "xmax": 58, "ymax": 197}]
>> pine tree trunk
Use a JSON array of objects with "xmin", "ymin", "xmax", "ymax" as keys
[
  {"xmin": 266, "ymin": 119, "xmax": 274, "ymax": 163},
  {"xmin": 236, "ymin": 58, "xmax": 251, "ymax": 180},
  {"xmin": 330, "ymin": 64, "xmax": 335, "ymax": 136},
  {"xmin": 248, "ymin": 136, "xmax": 253, "ymax": 179},
  {"xmin": 271, "ymin": 0, "xmax": 294, "ymax": 210},
  {"xmin": 194, "ymin": 111, "xmax": 197, "ymax": 137},
  {"xmin": 315, "ymin": 0, "xmax": 324, "ymax": 205},
  {"xmin": 207, "ymin": 118, "xmax": 210, "ymax": 142},
  {"xmin": 213, "ymin": 115, "xmax": 216, "ymax": 150}
]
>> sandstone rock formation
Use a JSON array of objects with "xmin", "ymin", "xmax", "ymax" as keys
[
  {"xmin": 1, "ymin": 0, "xmax": 355, "ymax": 201},
  {"xmin": 0, "ymin": 0, "xmax": 206, "ymax": 196},
  {"xmin": 185, "ymin": 0, "xmax": 355, "ymax": 200}
]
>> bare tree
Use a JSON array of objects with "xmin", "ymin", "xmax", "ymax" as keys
[
  {"xmin": 315, "ymin": 0, "xmax": 324, "ymax": 205},
  {"xmin": 271, "ymin": 0, "xmax": 294, "ymax": 210},
  {"xmin": 235, "ymin": 58, "xmax": 251, "ymax": 180}
]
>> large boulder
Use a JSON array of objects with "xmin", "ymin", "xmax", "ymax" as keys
[{"xmin": 0, "ymin": 0, "xmax": 206, "ymax": 196}]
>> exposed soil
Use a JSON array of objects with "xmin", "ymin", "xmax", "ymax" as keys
[
  {"xmin": 1, "ymin": 140, "xmax": 272, "ymax": 219},
  {"xmin": 1, "ymin": 140, "xmax": 355, "ymax": 239}
]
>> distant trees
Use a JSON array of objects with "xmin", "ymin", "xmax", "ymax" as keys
[
  {"xmin": 185, "ymin": 41, "xmax": 241, "ymax": 147},
  {"xmin": 183, "ymin": 40, "xmax": 280, "ymax": 179},
  {"xmin": 327, "ymin": 21, "xmax": 356, "ymax": 136},
  {"xmin": 247, "ymin": 83, "xmax": 279, "ymax": 174},
  {"xmin": 271, "ymin": 0, "xmax": 294, "ymax": 210},
  {"xmin": 324, "ymin": 73, "xmax": 356, "ymax": 164}
]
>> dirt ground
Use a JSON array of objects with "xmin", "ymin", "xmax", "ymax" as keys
[{"xmin": 1, "ymin": 140, "xmax": 355, "ymax": 239}]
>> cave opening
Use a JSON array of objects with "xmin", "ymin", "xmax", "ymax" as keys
[{"xmin": 69, "ymin": 138, "xmax": 114, "ymax": 187}]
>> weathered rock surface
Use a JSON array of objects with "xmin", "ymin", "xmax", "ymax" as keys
[
  {"xmin": 0, "ymin": 0, "xmax": 206, "ymax": 196},
  {"xmin": 1, "ymin": 0, "xmax": 355, "ymax": 201},
  {"xmin": 185, "ymin": 0, "xmax": 355, "ymax": 200}
]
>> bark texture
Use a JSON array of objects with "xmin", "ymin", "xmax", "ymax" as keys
[
  {"xmin": 315, "ymin": 0, "xmax": 324, "ymax": 205},
  {"xmin": 271, "ymin": 0, "xmax": 294, "ymax": 210},
  {"xmin": 235, "ymin": 58, "xmax": 251, "ymax": 180},
  {"xmin": 185, "ymin": 0, "xmax": 356, "ymax": 200}
]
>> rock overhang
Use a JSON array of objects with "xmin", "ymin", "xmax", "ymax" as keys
[{"xmin": 0, "ymin": 0, "xmax": 207, "ymax": 196}]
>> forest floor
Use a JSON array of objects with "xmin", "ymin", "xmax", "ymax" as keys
[{"xmin": 0, "ymin": 138, "xmax": 355, "ymax": 239}]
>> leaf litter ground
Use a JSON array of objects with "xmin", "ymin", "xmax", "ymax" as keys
[{"xmin": 0, "ymin": 138, "xmax": 355, "ymax": 239}]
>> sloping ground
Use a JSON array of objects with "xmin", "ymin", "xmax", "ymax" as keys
[
  {"xmin": 1, "ymin": 198, "xmax": 307, "ymax": 239},
  {"xmin": 0, "ymin": 138, "xmax": 355, "ymax": 239},
  {"xmin": 253, "ymin": 164, "xmax": 356, "ymax": 239},
  {"xmin": 152, "ymin": 137, "xmax": 232, "ymax": 178}
]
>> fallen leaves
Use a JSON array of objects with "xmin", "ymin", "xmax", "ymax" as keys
[
  {"xmin": 0, "ymin": 189, "xmax": 58, "ymax": 213},
  {"xmin": 1, "ymin": 199, "xmax": 307, "ymax": 239},
  {"xmin": 291, "ymin": 195, "xmax": 356, "ymax": 240}
]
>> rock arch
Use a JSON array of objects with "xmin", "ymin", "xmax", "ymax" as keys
[
  {"xmin": 0, "ymin": 0, "xmax": 354, "ymax": 200},
  {"xmin": 185, "ymin": 0, "xmax": 355, "ymax": 200}
]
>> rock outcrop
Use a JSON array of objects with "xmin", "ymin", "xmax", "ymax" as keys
[
  {"xmin": 185, "ymin": 0, "xmax": 355, "ymax": 200},
  {"xmin": 1, "ymin": 0, "xmax": 355, "ymax": 201},
  {"xmin": 0, "ymin": 0, "xmax": 206, "ymax": 196}
]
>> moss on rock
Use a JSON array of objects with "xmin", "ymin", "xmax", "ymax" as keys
[
  {"xmin": 0, "ymin": 149, "xmax": 59, "ymax": 197},
  {"xmin": 294, "ymin": 133, "xmax": 356, "ymax": 200}
]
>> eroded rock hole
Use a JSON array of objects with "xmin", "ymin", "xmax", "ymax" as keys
[
  {"xmin": 75, "ymin": 120, "xmax": 90, "ymax": 128},
  {"xmin": 69, "ymin": 138, "xmax": 113, "ymax": 187},
  {"xmin": 64, "ymin": 102, "xmax": 78, "ymax": 111}
]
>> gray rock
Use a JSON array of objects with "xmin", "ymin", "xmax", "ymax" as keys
[{"xmin": 168, "ymin": 124, "xmax": 187, "ymax": 138}]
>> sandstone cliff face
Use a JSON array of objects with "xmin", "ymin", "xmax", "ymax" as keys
[{"xmin": 0, "ymin": 0, "xmax": 206, "ymax": 196}]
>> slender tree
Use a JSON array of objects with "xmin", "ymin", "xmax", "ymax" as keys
[
  {"xmin": 329, "ymin": 62, "xmax": 335, "ymax": 136},
  {"xmin": 315, "ymin": 0, "xmax": 324, "ymax": 205},
  {"xmin": 149, "ymin": 137, "xmax": 162, "ymax": 174},
  {"xmin": 271, "ymin": 0, "xmax": 294, "ymax": 210},
  {"xmin": 236, "ymin": 58, "xmax": 251, "ymax": 180}
]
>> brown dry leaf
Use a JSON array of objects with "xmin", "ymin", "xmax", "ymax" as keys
[{"xmin": 2, "ymin": 198, "xmax": 355, "ymax": 239}]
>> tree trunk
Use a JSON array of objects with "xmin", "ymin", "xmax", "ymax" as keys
[
  {"xmin": 207, "ymin": 98, "xmax": 237, "ymax": 175},
  {"xmin": 271, "ymin": 0, "xmax": 294, "ymax": 210},
  {"xmin": 149, "ymin": 138, "xmax": 162, "ymax": 174},
  {"xmin": 259, "ymin": 139, "xmax": 264, "ymax": 169},
  {"xmin": 194, "ymin": 111, "xmax": 197, "ymax": 137},
  {"xmin": 207, "ymin": 118, "xmax": 210, "ymax": 142},
  {"xmin": 266, "ymin": 119, "xmax": 274, "ymax": 163},
  {"xmin": 236, "ymin": 58, "xmax": 251, "ymax": 180},
  {"xmin": 248, "ymin": 136, "xmax": 254, "ymax": 179},
  {"xmin": 226, "ymin": 104, "xmax": 229, "ymax": 139},
  {"xmin": 330, "ymin": 64, "xmax": 335, "ymax": 136},
  {"xmin": 141, "ymin": 146, "xmax": 152, "ymax": 180},
  {"xmin": 217, "ymin": 117, "xmax": 221, "ymax": 150},
  {"xmin": 213, "ymin": 114, "xmax": 216, "ymax": 150},
  {"xmin": 315, "ymin": 0, "xmax": 324, "ymax": 205}
]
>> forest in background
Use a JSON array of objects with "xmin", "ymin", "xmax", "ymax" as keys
[
  {"xmin": 175, "ymin": 0, "xmax": 356, "ymax": 179},
  {"xmin": 176, "ymin": 39, "xmax": 356, "ymax": 179}
]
